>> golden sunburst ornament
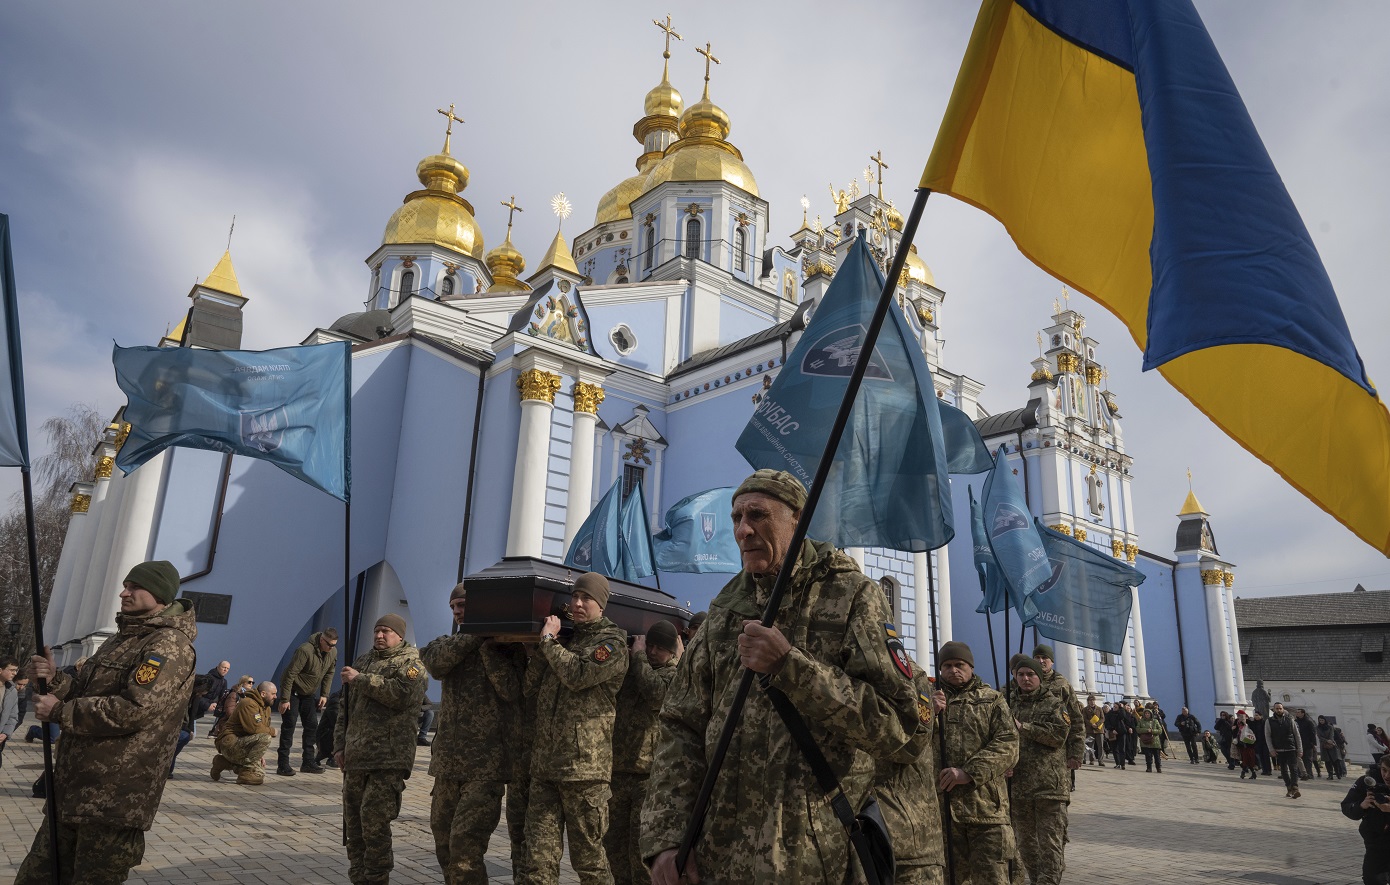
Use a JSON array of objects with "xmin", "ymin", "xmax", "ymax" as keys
[{"xmin": 551, "ymin": 193, "xmax": 573, "ymax": 229}]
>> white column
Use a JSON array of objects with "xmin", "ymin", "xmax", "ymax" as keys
[
  {"xmin": 1083, "ymin": 648, "xmax": 1098, "ymax": 698},
  {"xmin": 1056, "ymin": 639, "xmax": 1081, "ymax": 686},
  {"xmin": 58, "ymin": 471, "xmax": 112, "ymax": 652},
  {"xmin": 74, "ymin": 466, "xmax": 127, "ymax": 640},
  {"xmin": 506, "ymin": 369, "xmax": 560, "ymax": 558},
  {"xmin": 564, "ymin": 381, "xmax": 603, "ymax": 549},
  {"xmin": 934, "ymin": 546, "xmax": 953, "ymax": 644},
  {"xmin": 96, "ymin": 450, "xmax": 169, "ymax": 631},
  {"xmin": 1203, "ymin": 569, "xmax": 1237, "ymax": 706},
  {"xmin": 1130, "ymin": 586, "xmax": 1149, "ymax": 699},
  {"xmin": 845, "ymin": 547, "xmax": 866, "ymax": 570},
  {"xmin": 1120, "ymin": 626, "xmax": 1136, "ymax": 699},
  {"xmin": 43, "ymin": 483, "xmax": 95, "ymax": 644},
  {"xmin": 913, "ymin": 551, "xmax": 932, "ymax": 667},
  {"xmin": 1223, "ymin": 576, "xmax": 1247, "ymax": 701}
]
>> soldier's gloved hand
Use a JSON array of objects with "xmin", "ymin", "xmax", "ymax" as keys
[
  {"xmin": 650, "ymin": 848, "xmax": 700, "ymax": 885},
  {"xmin": 738, "ymin": 620, "xmax": 790, "ymax": 675},
  {"xmin": 27, "ymin": 646, "xmax": 55, "ymax": 682}
]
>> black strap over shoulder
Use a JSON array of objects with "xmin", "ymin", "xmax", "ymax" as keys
[{"xmin": 762, "ymin": 677, "xmax": 894, "ymax": 885}]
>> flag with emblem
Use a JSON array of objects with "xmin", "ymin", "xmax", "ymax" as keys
[
  {"xmin": 980, "ymin": 446, "xmax": 1048, "ymax": 623},
  {"xmin": 113, "ymin": 341, "xmax": 351, "ymax": 501},
  {"xmin": 970, "ymin": 485, "xmax": 1010, "ymax": 614},
  {"xmin": 652, "ymin": 487, "xmax": 742, "ymax": 574},
  {"xmin": 1028, "ymin": 519, "xmax": 1146, "ymax": 654},
  {"xmin": 565, "ymin": 477, "xmax": 656, "ymax": 582},
  {"xmin": 617, "ymin": 478, "xmax": 657, "ymax": 582},
  {"xmin": 736, "ymin": 236, "xmax": 988, "ymax": 552}
]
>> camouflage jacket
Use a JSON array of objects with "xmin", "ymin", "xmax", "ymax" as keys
[
  {"xmin": 230, "ymin": 688, "xmax": 275, "ymax": 738},
  {"xmin": 526, "ymin": 615, "xmax": 628, "ymax": 782},
  {"xmin": 48, "ymin": 600, "xmax": 197, "ymax": 830},
  {"xmin": 875, "ymin": 662, "xmax": 944, "ymax": 869},
  {"xmin": 640, "ymin": 540, "xmax": 920, "ymax": 883},
  {"xmin": 939, "ymin": 674, "xmax": 1018, "ymax": 825},
  {"xmin": 1042, "ymin": 669, "xmax": 1084, "ymax": 762},
  {"xmin": 279, "ymin": 631, "xmax": 337, "ymax": 700},
  {"xmin": 333, "ymin": 642, "xmax": 427, "ymax": 775},
  {"xmin": 420, "ymin": 634, "xmax": 522, "ymax": 781},
  {"xmin": 1008, "ymin": 685, "xmax": 1069, "ymax": 801},
  {"xmin": 611, "ymin": 654, "xmax": 677, "ymax": 776}
]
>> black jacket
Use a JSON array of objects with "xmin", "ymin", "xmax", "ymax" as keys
[
  {"xmin": 1215, "ymin": 717, "xmax": 1234, "ymax": 741},
  {"xmin": 193, "ymin": 668, "xmax": 228, "ymax": 719},
  {"xmin": 1266, "ymin": 712, "xmax": 1300, "ymax": 753},
  {"xmin": 1103, "ymin": 708, "xmax": 1134, "ymax": 738},
  {"xmin": 1343, "ymin": 767, "xmax": 1390, "ymax": 843},
  {"xmin": 1175, "ymin": 713, "xmax": 1201, "ymax": 736},
  {"xmin": 1295, "ymin": 715, "xmax": 1318, "ymax": 751}
]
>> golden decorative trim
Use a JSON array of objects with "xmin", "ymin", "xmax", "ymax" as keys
[
  {"xmin": 1056, "ymin": 353, "xmax": 1080, "ymax": 374},
  {"xmin": 1031, "ymin": 365, "xmax": 1055, "ymax": 382},
  {"xmin": 113, "ymin": 422, "xmax": 131, "ymax": 452},
  {"xmin": 1124, "ymin": 542, "xmax": 1138, "ymax": 563},
  {"xmin": 572, "ymin": 381, "xmax": 606, "ymax": 414},
  {"xmin": 1201, "ymin": 568, "xmax": 1224, "ymax": 585},
  {"xmin": 1111, "ymin": 538, "xmax": 1125, "ymax": 558},
  {"xmin": 95, "ymin": 456, "xmax": 114, "ymax": 479},
  {"xmin": 1222, "ymin": 572, "xmax": 1234, "ymax": 588},
  {"xmin": 71, "ymin": 493, "xmax": 91, "ymax": 514},
  {"xmin": 1074, "ymin": 527, "xmax": 1087, "ymax": 542},
  {"xmin": 803, "ymin": 260, "xmax": 835, "ymax": 279},
  {"xmin": 1085, "ymin": 365, "xmax": 1104, "ymax": 385},
  {"xmin": 916, "ymin": 305, "xmax": 934, "ymax": 325},
  {"xmin": 516, "ymin": 369, "xmax": 562, "ymax": 404},
  {"xmin": 1050, "ymin": 523, "xmax": 1072, "ymax": 537}
]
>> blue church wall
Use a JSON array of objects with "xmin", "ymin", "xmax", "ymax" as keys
[
  {"xmin": 151, "ymin": 446, "xmax": 228, "ymax": 578},
  {"xmin": 1136, "ymin": 557, "xmax": 1187, "ymax": 712},
  {"xmin": 1151, "ymin": 557, "xmax": 1219, "ymax": 720},
  {"xmin": 586, "ymin": 299, "xmax": 669, "ymax": 374},
  {"xmin": 718, "ymin": 296, "xmax": 770, "ymax": 346},
  {"xmin": 460, "ymin": 364, "xmax": 524, "ymax": 577}
]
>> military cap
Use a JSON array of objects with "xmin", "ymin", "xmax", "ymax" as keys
[
  {"xmin": 938, "ymin": 640, "xmax": 974, "ymax": 667},
  {"xmin": 646, "ymin": 620, "xmax": 679, "ymax": 653},
  {"xmin": 125, "ymin": 560, "xmax": 181, "ymax": 606},
  {"xmin": 375, "ymin": 613, "xmax": 407, "ymax": 638},
  {"xmin": 574, "ymin": 572, "xmax": 610, "ymax": 610},
  {"xmin": 734, "ymin": 469, "xmax": 808, "ymax": 512}
]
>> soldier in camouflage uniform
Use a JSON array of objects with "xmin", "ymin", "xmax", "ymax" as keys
[
  {"xmin": 501, "ymin": 641, "xmax": 538, "ymax": 883},
  {"xmin": 934, "ymin": 640, "xmax": 1019, "ymax": 885},
  {"xmin": 333, "ymin": 613, "xmax": 428, "ymax": 885},
  {"xmin": 16, "ymin": 560, "xmax": 197, "ymax": 884},
  {"xmin": 604, "ymin": 620, "xmax": 681, "ymax": 885},
  {"xmin": 1006, "ymin": 657, "xmax": 1070, "ymax": 885},
  {"xmin": 523, "ymin": 571, "xmax": 628, "ymax": 885},
  {"xmin": 876, "ymin": 654, "xmax": 946, "ymax": 885},
  {"xmin": 1032, "ymin": 645, "xmax": 1084, "ymax": 777},
  {"xmin": 421, "ymin": 582, "xmax": 524, "ymax": 885},
  {"xmin": 643, "ymin": 470, "xmax": 920, "ymax": 885},
  {"xmin": 212, "ymin": 680, "xmax": 279, "ymax": 785}
]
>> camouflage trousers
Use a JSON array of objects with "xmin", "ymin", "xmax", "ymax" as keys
[
  {"xmin": 896, "ymin": 863, "xmax": 947, "ymax": 885},
  {"xmin": 430, "ymin": 778, "xmax": 505, "ymax": 885},
  {"xmin": 343, "ymin": 769, "xmax": 406, "ymax": 885},
  {"xmin": 1010, "ymin": 796, "xmax": 1067, "ymax": 885},
  {"xmin": 15, "ymin": 818, "xmax": 145, "ymax": 885},
  {"xmin": 507, "ymin": 771, "xmax": 533, "ymax": 884},
  {"xmin": 602, "ymin": 772, "xmax": 648, "ymax": 885},
  {"xmin": 947, "ymin": 821, "xmax": 1016, "ymax": 885},
  {"xmin": 523, "ymin": 778, "xmax": 612, "ymax": 885},
  {"xmin": 216, "ymin": 732, "xmax": 272, "ymax": 773}
]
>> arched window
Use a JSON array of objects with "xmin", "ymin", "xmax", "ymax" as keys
[
  {"xmin": 399, "ymin": 270, "xmax": 414, "ymax": 303},
  {"xmin": 684, "ymin": 218, "xmax": 701, "ymax": 259},
  {"xmin": 440, "ymin": 274, "xmax": 455, "ymax": 297},
  {"xmin": 735, "ymin": 226, "xmax": 747, "ymax": 273},
  {"xmin": 643, "ymin": 222, "xmax": 655, "ymax": 270}
]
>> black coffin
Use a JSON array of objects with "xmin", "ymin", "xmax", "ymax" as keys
[{"xmin": 458, "ymin": 557, "xmax": 693, "ymax": 640}]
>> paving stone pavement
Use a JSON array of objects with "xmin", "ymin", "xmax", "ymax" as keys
[{"xmin": 0, "ymin": 736, "xmax": 1368, "ymax": 883}]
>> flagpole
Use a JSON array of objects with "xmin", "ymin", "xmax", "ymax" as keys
[
  {"xmin": 675, "ymin": 187, "xmax": 933, "ymax": 875},
  {"xmin": 925, "ymin": 550, "xmax": 956, "ymax": 885},
  {"xmin": 21, "ymin": 467, "xmax": 62, "ymax": 880},
  {"xmin": 982, "ymin": 584, "xmax": 1000, "ymax": 689}
]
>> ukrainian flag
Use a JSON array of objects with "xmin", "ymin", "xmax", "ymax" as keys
[{"xmin": 923, "ymin": 0, "xmax": 1390, "ymax": 555}]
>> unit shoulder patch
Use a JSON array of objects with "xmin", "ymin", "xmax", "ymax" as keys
[
  {"xmin": 133, "ymin": 653, "xmax": 165, "ymax": 687},
  {"xmin": 405, "ymin": 663, "xmax": 422, "ymax": 680},
  {"xmin": 593, "ymin": 641, "xmax": 616, "ymax": 663},
  {"xmin": 917, "ymin": 692, "xmax": 934, "ymax": 726},
  {"xmin": 884, "ymin": 623, "xmax": 911, "ymax": 679}
]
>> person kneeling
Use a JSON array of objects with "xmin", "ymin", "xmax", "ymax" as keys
[{"xmin": 212, "ymin": 681, "xmax": 278, "ymax": 785}]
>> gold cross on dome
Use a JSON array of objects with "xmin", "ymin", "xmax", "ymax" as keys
[
  {"xmin": 501, "ymin": 195, "xmax": 523, "ymax": 236},
  {"xmin": 870, "ymin": 150, "xmax": 889, "ymax": 199},
  {"xmin": 696, "ymin": 41, "xmax": 720, "ymax": 97},
  {"xmin": 653, "ymin": 14, "xmax": 682, "ymax": 59},
  {"xmin": 436, "ymin": 103, "xmax": 464, "ymax": 152}
]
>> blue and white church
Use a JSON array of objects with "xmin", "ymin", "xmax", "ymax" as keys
[{"xmin": 41, "ymin": 40, "xmax": 1248, "ymax": 719}]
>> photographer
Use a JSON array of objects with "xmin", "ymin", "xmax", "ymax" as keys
[{"xmin": 1342, "ymin": 756, "xmax": 1390, "ymax": 885}]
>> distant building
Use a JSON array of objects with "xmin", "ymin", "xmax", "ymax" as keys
[{"xmin": 1236, "ymin": 586, "xmax": 1390, "ymax": 765}]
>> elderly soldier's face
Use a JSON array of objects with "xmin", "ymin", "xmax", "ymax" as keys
[
  {"xmin": 939, "ymin": 658, "xmax": 973, "ymax": 688},
  {"xmin": 119, "ymin": 581, "xmax": 162, "ymax": 616},
  {"xmin": 732, "ymin": 492, "xmax": 799, "ymax": 576},
  {"xmin": 449, "ymin": 595, "xmax": 467, "ymax": 626},
  {"xmin": 571, "ymin": 590, "xmax": 602, "ymax": 624},
  {"xmin": 1035, "ymin": 654, "xmax": 1054, "ymax": 674}
]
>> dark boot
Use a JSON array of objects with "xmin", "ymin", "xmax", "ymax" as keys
[
  {"xmin": 301, "ymin": 759, "xmax": 325, "ymax": 774},
  {"xmin": 276, "ymin": 760, "xmax": 296, "ymax": 777}
]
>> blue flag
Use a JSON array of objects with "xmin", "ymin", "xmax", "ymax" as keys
[
  {"xmin": 735, "ymin": 236, "xmax": 954, "ymax": 552},
  {"xmin": 1029, "ymin": 520, "xmax": 1146, "ymax": 655},
  {"xmin": 566, "ymin": 478, "xmax": 623, "ymax": 573},
  {"xmin": 0, "ymin": 215, "xmax": 30, "ymax": 467},
  {"xmin": 970, "ymin": 486, "xmax": 1008, "ymax": 614},
  {"xmin": 652, "ymin": 487, "xmax": 742, "ymax": 574},
  {"xmin": 113, "ymin": 342, "xmax": 351, "ymax": 502},
  {"xmin": 980, "ymin": 446, "xmax": 1049, "ymax": 621},
  {"xmin": 617, "ymin": 479, "xmax": 657, "ymax": 581},
  {"xmin": 942, "ymin": 401, "xmax": 992, "ymax": 476}
]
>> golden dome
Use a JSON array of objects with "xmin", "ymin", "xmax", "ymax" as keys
[
  {"xmin": 381, "ymin": 146, "xmax": 484, "ymax": 259},
  {"xmin": 904, "ymin": 244, "xmax": 934, "ymax": 286},
  {"xmin": 535, "ymin": 229, "xmax": 579, "ymax": 277},
  {"xmin": 485, "ymin": 232, "xmax": 530, "ymax": 294},
  {"xmin": 594, "ymin": 173, "xmax": 647, "ymax": 226},
  {"xmin": 642, "ymin": 143, "xmax": 759, "ymax": 197},
  {"xmin": 645, "ymin": 76, "xmax": 684, "ymax": 118},
  {"xmin": 201, "ymin": 250, "xmax": 243, "ymax": 297},
  {"xmin": 678, "ymin": 95, "xmax": 730, "ymax": 141}
]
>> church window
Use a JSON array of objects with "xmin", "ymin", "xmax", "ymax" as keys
[
  {"xmin": 610, "ymin": 324, "xmax": 637, "ymax": 356},
  {"xmin": 643, "ymin": 221, "xmax": 655, "ymax": 270},
  {"xmin": 622, "ymin": 464, "xmax": 645, "ymax": 500},
  {"xmin": 684, "ymin": 218, "xmax": 701, "ymax": 259},
  {"xmin": 399, "ymin": 270, "xmax": 414, "ymax": 302},
  {"xmin": 440, "ymin": 274, "xmax": 455, "ymax": 297},
  {"xmin": 880, "ymin": 575, "xmax": 896, "ymax": 611},
  {"xmin": 735, "ymin": 226, "xmax": 748, "ymax": 273}
]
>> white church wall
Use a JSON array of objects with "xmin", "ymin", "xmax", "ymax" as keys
[{"xmin": 1248, "ymin": 678, "xmax": 1390, "ymax": 766}]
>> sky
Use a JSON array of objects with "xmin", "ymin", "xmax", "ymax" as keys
[{"xmin": 0, "ymin": 1, "xmax": 1385, "ymax": 599}]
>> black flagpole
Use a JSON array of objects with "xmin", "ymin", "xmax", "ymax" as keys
[
  {"xmin": 675, "ymin": 187, "xmax": 933, "ymax": 875},
  {"xmin": 925, "ymin": 551, "xmax": 956, "ymax": 885},
  {"xmin": 22, "ymin": 467, "xmax": 61, "ymax": 879}
]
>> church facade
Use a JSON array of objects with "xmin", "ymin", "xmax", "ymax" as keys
[{"xmin": 40, "ymin": 39, "xmax": 1247, "ymax": 719}]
